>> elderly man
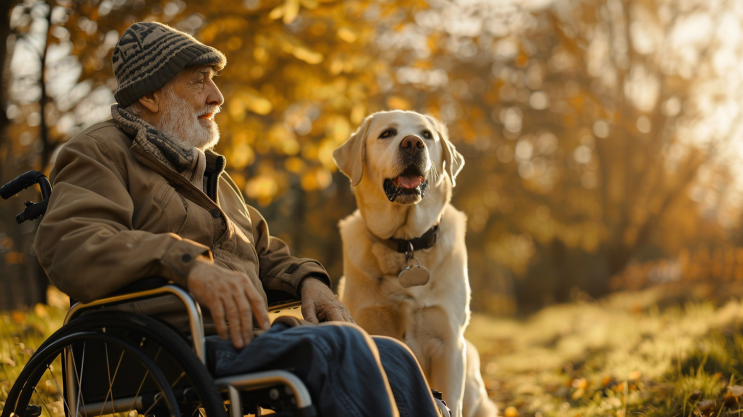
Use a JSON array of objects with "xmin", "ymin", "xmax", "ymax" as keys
[{"xmin": 35, "ymin": 22, "xmax": 446, "ymax": 417}]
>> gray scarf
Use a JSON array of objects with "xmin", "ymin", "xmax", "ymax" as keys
[{"xmin": 111, "ymin": 104, "xmax": 195, "ymax": 172}]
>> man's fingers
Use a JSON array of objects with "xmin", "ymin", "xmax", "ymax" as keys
[
  {"xmin": 233, "ymin": 291, "xmax": 253, "ymax": 347},
  {"xmin": 337, "ymin": 304, "xmax": 355, "ymax": 323},
  {"xmin": 343, "ymin": 310, "xmax": 355, "ymax": 323},
  {"xmin": 302, "ymin": 300, "xmax": 319, "ymax": 324},
  {"xmin": 222, "ymin": 295, "xmax": 244, "ymax": 349},
  {"xmin": 325, "ymin": 307, "xmax": 346, "ymax": 323},
  {"xmin": 189, "ymin": 264, "xmax": 268, "ymax": 347},
  {"xmin": 210, "ymin": 301, "xmax": 229, "ymax": 341},
  {"xmin": 245, "ymin": 284, "xmax": 270, "ymax": 329}
]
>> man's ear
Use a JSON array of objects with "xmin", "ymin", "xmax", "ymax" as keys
[
  {"xmin": 333, "ymin": 114, "xmax": 374, "ymax": 187},
  {"xmin": 137, "ymin": 91, "xmax": 161, "ymax": 114},
  {"xmin": 426, "ymin": 115, "xmax": 464, "ymax": 187}
]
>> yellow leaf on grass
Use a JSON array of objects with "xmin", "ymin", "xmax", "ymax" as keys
[
  {"xmin": 34, "ymin": 303, "xmax": 48, "ymax": 317},
  {"xmin": 571, "ymin": 388, "xmax": 585, "ymax": 400},
  {"xmin": 12, "ymin": 311, "xmax": 25, "ymax": 324}
]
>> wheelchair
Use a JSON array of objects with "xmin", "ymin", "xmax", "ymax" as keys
[{"xmin": 1, "ymin": 171, "xmax": 316, "ymax": 417}]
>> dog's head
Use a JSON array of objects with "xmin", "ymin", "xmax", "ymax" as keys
[{"xmin": 333, "ymin": 110, "xmax": 464, "ymax": 205}]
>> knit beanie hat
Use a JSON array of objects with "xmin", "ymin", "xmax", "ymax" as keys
[{"xmin": 112, "ymin": 22, "xmax": 226, "ymax": 107}]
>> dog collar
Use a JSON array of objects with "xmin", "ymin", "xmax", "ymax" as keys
[{"xmin": 381, "ymin": 225, "xmax": 439, "ymax": 253}]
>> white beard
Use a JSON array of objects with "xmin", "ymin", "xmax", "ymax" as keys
[{"xmin": 157, "ymin": 84, "xmax": 220, "ymax": 151}]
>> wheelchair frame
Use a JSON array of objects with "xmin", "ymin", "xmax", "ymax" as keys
[
  {"xmin": 1, "ymin": 171, "xmax": 315, "ymax": 417},
  {"xmin": 64, "ymin": 285, "xmax": 313, "ymax": 417}
]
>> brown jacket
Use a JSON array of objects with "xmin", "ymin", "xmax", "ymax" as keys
[{"xmin": 36, "ymin": 113, "xmax": 329, "ymax": 304}]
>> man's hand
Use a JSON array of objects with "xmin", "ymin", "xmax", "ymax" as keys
[
  {"xmin": 187, "ymin": 257, "xmax": 270, "ymax": 349},
  {"xmin": 300, "ymin": 277, "xmax": 355, "ymax": 324}
]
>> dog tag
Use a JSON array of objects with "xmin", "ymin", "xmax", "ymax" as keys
[{"xmin": 398, "ymin": 260, "xmax": 430, "ymax": 288}]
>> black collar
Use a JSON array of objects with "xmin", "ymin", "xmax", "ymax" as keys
[{"xmin": 379, "ymin": 225, "xmax": 439, "ymax": 253}]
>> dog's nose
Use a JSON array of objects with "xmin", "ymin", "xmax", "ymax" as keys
[{"xmin": 400, "ymin": 135, "xmax": 424, "ymax": 155}]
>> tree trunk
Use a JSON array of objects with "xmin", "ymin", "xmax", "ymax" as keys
[{"xmin": 0, "ymin": 2, "xmax": 50, "ymax": 309}]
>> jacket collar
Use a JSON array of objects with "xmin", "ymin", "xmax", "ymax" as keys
[
  {"xmin": 111, "ymin": 104, "xmax": 227, "ymax": 206},
  {"xmin": 378, "ymin": 225, "xmax": 439, "ymax": 254},
  {"xmin": 111, "ymin": 104, "xmax": 195, "ymax": 172},
  {"xmin": 203, "ymin": 150, "xmax": 226, "ymax": 202}
]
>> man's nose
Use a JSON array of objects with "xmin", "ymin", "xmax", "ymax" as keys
[
  {"xmin": 400, "ymin": 135, "xmax": 424, "ymax": 155},
  {"xmin": 207, "ymin": 79, "xmax": 225, "ymax": 107}
]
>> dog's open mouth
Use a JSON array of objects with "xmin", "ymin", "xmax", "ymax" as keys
[{"xmin": 383, "ymin": 166, "xmax": 429, "ymax": 203}]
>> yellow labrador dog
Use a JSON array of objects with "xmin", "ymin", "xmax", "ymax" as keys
[{"xmin": 333, "ymin": 111, "xmax": 497, "ymax": 417}]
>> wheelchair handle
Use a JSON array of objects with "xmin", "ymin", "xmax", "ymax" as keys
[
  {"xmin": 0, "ymin": 170, "xmax": 51, "ymax": 200},
  {"xmin": 1, "ymin": 170, "xmax": 52, "ymax": 224}
]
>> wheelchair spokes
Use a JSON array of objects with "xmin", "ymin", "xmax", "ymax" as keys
[
  {"xmin": 26, "ymin": 360, "xmax": 65, "ymax": 417},
  {"xmin": 16, "ymin": 336, "xmax": 181, "ymax": 417},
  {"xmin": 126, "ymin": 346, "xmax": 162, "ymax": 416},
  {"xmin": 100, "ymin": 342, "xmax": 126, "ymax": 416},
  {"xmin": 1, "ymin": 312, "xmax": 226, "ymax": 417},
  {"xmin": 68, "ymin": 342, "xmax": 87, "ymax": 417},
  {"xmin": 45, "ymin": 362, "xmax": 71, "ymax": 417}
]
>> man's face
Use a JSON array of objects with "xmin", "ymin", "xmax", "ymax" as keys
[{"xmin": 157, "ymin": 65, "xmax": 224, "ymax": 150}]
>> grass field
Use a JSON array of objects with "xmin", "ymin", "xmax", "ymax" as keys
[
  {"xmin": 4, "ymin": 284, "xmax": 743, "ymax": 416},
  {"xmin": 466, "ymin": 283, "xmax": 743, "ymax": 417}
]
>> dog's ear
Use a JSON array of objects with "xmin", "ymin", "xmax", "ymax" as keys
[
  {"xmin": 333, "ymin": 115, "xmax": 373, "ymax": 187},
  {"xmin": 426, "ymin": 116, "xmax": 464, "ymax": 186}
]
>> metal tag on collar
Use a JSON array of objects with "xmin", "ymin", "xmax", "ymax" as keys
[{"xmin": 398, "ymin": 242, "xmax": 430, "ymax": 288}]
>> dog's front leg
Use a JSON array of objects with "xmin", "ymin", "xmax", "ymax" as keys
[
  {"xmin": 429, "ymin": 334, "xmax": 467, "ymax": 417},
  {"xmin": 412, "ymin": 306, "xmax": 467, "ymax": 417}
]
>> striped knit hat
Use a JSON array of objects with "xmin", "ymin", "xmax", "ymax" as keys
[{"xmin": 112, "ymin": 22, "xmax": 226, "ymax": 107}]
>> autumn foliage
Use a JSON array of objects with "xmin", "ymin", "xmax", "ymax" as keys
[{"xmin": 1, "ymin": 0, "xmax": 742, "ymax": 312}]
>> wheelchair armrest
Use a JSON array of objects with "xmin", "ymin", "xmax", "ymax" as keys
[
  {"xmin": 111, "ymin": 280, "xmax": 299, "ymax": 304},
  {"xmin": 113, "ymin": 277, "xmax": 170, "ymax": 296},
  {"xmin": 266, "ymin": 290, "xmax": 299, "ymax": 307},
  {"xmin": 67, "ymin": 280, "xmax": 301, "ymax": 361},
  {"xmin": 67, "ymin": 277, "xmax": 173, "ymax": 307},
  {"xmin": 266, "ymin": 290, "xmax": 302, "ymax": 317},
  {"xmin": 66, "ymin": 282, "xmax": 207, "ymax": 362},
  {"xmin": 111, "ymin": 280, "xmax": 298, "ymax": 307}
]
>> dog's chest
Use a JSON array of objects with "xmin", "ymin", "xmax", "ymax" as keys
[
  {"xmin": 370, "ymin": 242, "xmax": 438, "ymax": 276},
  {"xmin": 369, "ymin": 242, "xmax": 449, "ymax": 298}
]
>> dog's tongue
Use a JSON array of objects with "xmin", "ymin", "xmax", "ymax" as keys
[{"xmin": 398, "ymin": 176, "xmax": 423, "ymax": 189}]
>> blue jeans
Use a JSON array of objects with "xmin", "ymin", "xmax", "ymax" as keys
[{"xmin": 206, "ymin": 322, "xmax": 439, "ymax": 417}]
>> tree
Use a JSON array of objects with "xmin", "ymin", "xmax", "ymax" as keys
[
  {"xmin": 1, "ymin": 0, "xmax": 741, "ymax": 313},
  {"xmin": 414, "ymin": 0, "xmax": 743, "ymax": 309}
]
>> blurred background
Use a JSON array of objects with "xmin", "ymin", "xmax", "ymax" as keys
[{"xmin": 2, "ymin": 0, "xmax": 743, "ymax": 315}]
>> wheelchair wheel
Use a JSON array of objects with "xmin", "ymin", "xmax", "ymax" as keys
[
  {"xmin": 2, "ymin": 311, "xmax": 226, "ymax": 417},
  {"xmin": 2, "ymin": 331, "xmax": 179, "ymax": 417}
]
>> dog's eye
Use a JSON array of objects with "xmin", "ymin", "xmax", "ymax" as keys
[
  {"xmin": 422, "ymin": 130, "xmax": 433, "ymax": 139},
  {"xmin": 379, "ymin": 129, "xmax": 396, "ymax": 139}
]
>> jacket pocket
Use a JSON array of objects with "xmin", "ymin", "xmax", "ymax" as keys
[
  {"xmin": 173, "ymin": 195, "xmax": 189, "ymax": 234},
  {"xmin": 154, "ymin": 183, "xmax": 189, "ymax": 234}
]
